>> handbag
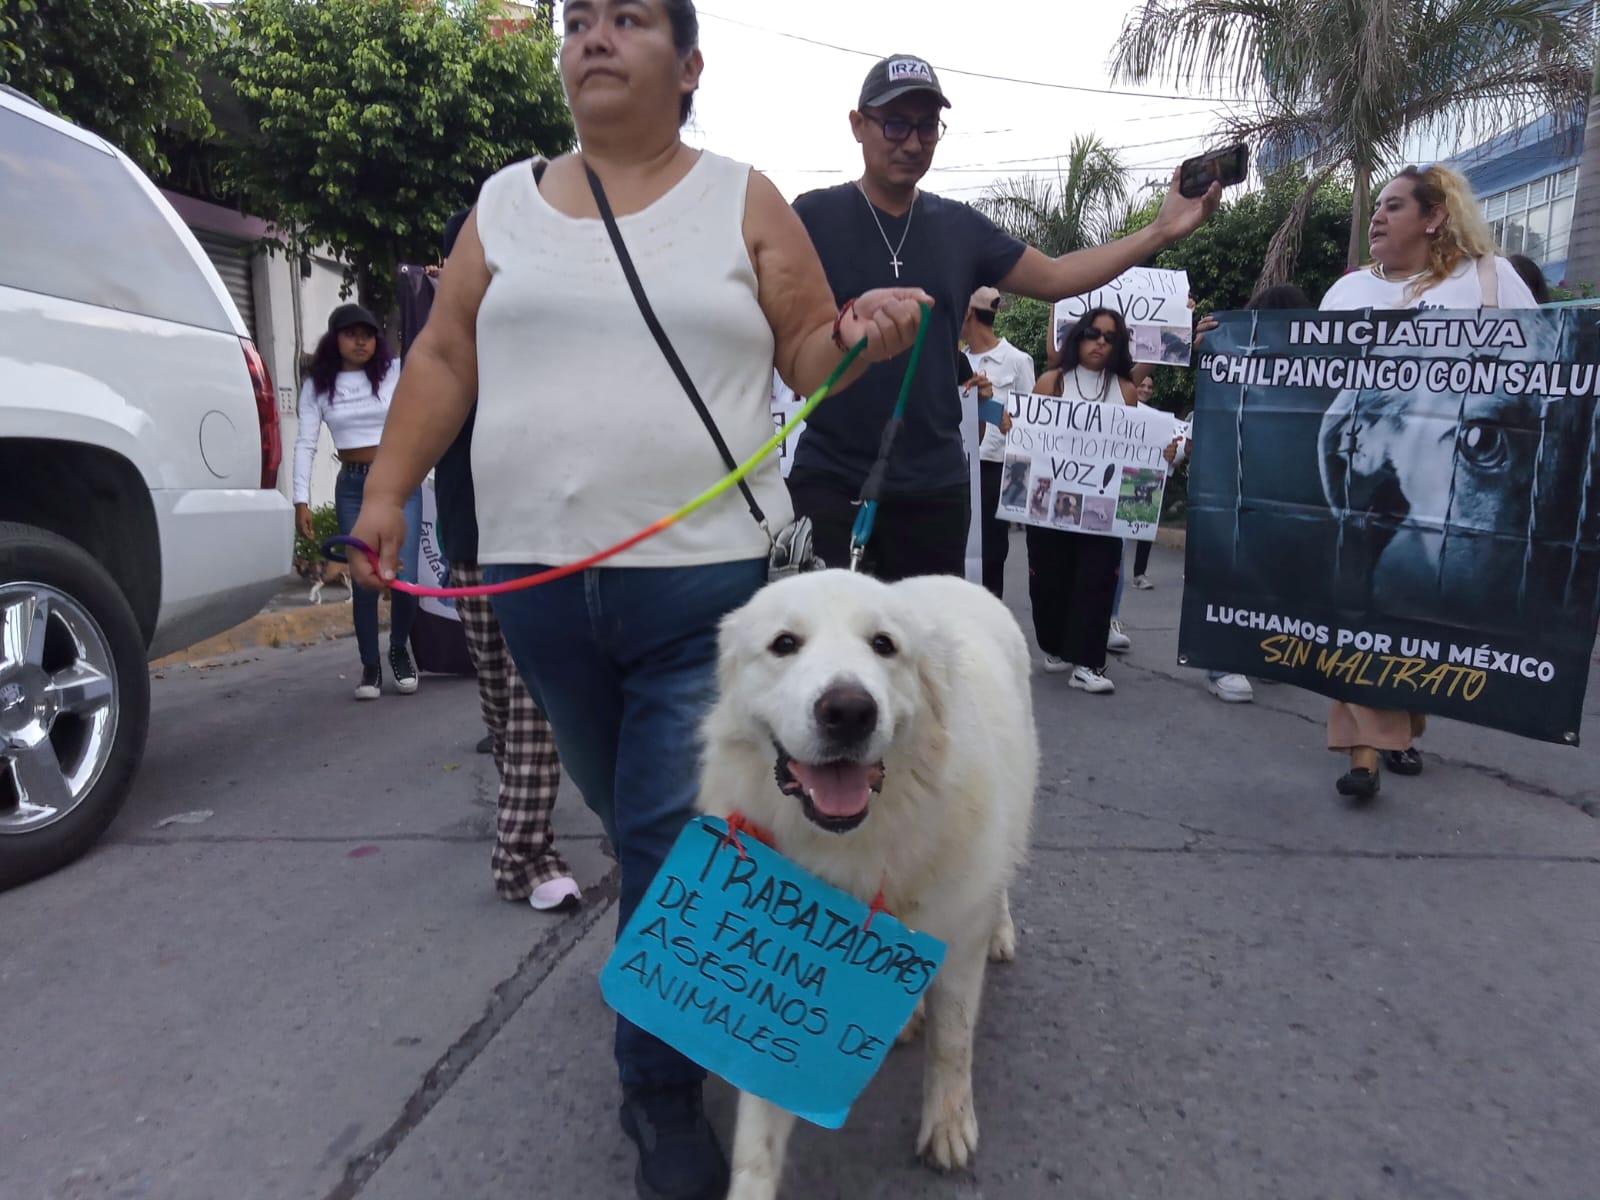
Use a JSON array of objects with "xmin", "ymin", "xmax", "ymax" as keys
[{"xmin": 583, "ymin": 161, "xmax": 821, "ymax": 580}]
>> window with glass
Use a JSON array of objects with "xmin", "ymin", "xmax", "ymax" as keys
[{"xmin": 1483, "ymin": 167, "xmax": 1579, "ymax": 266}]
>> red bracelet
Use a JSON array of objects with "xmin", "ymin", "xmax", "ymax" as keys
[{"xmin": 832, "ymin": 298, "xmax": 857, "ymax": 352}]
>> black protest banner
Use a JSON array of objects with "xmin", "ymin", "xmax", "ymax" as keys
[{"xmin": 1179, "ymin": 308, "xmax": 1600, "ymax": 745}]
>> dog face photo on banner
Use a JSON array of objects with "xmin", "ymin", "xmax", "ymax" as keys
[
  {"xmin": 1181, "ymin": 307, "xmax": 1600, "ymax": 744},
  {"xmin": 1316, "ymin": 312, "xmax": 1579, "ymax": 624}
]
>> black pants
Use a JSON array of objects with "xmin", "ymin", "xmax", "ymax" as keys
[
  {"xmin": 1132, "ymin": 539, "xmax": 1153, "ymax": 578},
  {"xmin": 787, "ymin": 467, "xmax": 970, "ymax": 581},
  {"xmin": 978, "ymin": 459, "xmax": 1010, "ymax": 598},
  {"xmin": 1026, "ymin": 526, "xmax": 1122, "ymax": 670}
]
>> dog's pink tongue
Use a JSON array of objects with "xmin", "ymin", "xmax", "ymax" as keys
[{"xmin": 788, "ymin": 761, "xmax": 873, "ymax": 818}]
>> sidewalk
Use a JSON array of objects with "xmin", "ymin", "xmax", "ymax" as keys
[{"xmin": 151, "ymin": 574, "xmax": 386, "ymax": 666}]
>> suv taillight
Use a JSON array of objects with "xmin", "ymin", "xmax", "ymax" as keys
[{"xmin": 241, "ymin": 338, "xmax": 281, "ymax": 489}]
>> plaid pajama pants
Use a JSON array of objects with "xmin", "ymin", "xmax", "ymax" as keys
[{"xmin": 451, "ymin": 562, "xmax": 569, "ymax": 898}]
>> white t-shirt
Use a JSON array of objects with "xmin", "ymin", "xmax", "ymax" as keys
[
  {"xmin": 1320, "ymin": 255, "xmax": 1537, "ymax": 311},
  {"xmin": 292, "ymin": 359, "xmax": 401, "ymax": 504},
  {"xmin": 964, "ymin": 337, "xmax": 1037, "ymax": 462}
]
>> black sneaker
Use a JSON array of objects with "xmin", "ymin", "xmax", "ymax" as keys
[
  {"xmin": 389, "ymin": 645, "xmax": 419, "ymax": 695},
  {"xmin": 618, "ymin": 1084, "xmax": 729, "ymax": 1200},
  {"xmin": 476, "ymin": 732, "xmax": 495, "ymax": 754},
  {"xmin": 353, "ymin": 664, "xmax": 381, "ymax": 701}
]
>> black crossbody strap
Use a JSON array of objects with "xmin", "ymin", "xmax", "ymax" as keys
[{"xmin": 583, "ymin": 161, "xmax": 767, "ymax": 530}]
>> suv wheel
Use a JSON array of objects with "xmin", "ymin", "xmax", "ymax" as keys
[{"xmin": 0, "ymin": 522, "xmax": 148, "ymax": 889}]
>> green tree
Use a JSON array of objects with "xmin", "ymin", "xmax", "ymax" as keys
[
  {"xmin": 978, "ymin": 135, "xmax": 1131, "ymax": 257},
  {"xmin": 980, "ymin": 135, "xmax": 1132, "ymax": 369},
  {"xmin": 1112, "ymin": 0, "xmax": 1592, "ymax": 279},
  {"xmin": 994, "ymin": 297, "xmax": 1053, "ymax": 374},
  {"xmin": 1114, "ymin": 168, "xmax": 1352, "ymax": 419},
  {"xmin": 0, "ymin": 0, "xmax": 216, "ymax": 174},
  {"xmin": 219, "ymin": 0, "xmax": 574, "ymax": 316}
]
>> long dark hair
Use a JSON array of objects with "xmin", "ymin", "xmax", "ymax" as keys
[
  {"xmin": 308, "ymin": 325, "xmax": 395, "ymax": 401},
  {"xmin": 1061, "ymin": 307, "xmax": 1134, "ymax": 381}
]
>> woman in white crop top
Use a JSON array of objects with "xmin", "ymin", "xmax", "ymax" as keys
[
  {"xmin": 293, "ymin": 303, "xmax": 421, "ymax": 700},
  {"xmin": 343, "ymin": 4, "xmax": 928, "ymax": 1186}
]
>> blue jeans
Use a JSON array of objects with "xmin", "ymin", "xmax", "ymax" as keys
[
  {"xmin": 486, "ymin": 557, "xmax": 767, "ymax": 1092},
  {"xmin": 334, "ymin": 464, "xmax": 421, "ymax": 668}
]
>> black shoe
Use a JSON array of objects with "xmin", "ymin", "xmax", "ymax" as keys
[
  {"xmin": 1383, "ymin": 748, "xmax": 1423, "ymax": 776},
  {"xmin": 389, "ymin": 645, "xmax": 419, "ymax": 694},
  {"xmin": 476, "ymin": 733, "xmax": 495, "ymax": 754},
  {"xmin": 353, "ymin": 664, "xmax": 382, "ymax": 701},
  {"xmin": 1336, "ymin": 767, "xmax": 1380, "ymax": 801},
  {"xmin": 619, "ymin": 1084, "xmax": 729, "ymax": 1200}
]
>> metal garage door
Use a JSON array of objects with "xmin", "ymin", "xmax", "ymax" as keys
[{"xmin": 192, "ymin": 228, "xmax": 257, "ymax": 338}]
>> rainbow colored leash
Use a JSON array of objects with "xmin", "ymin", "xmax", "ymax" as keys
[{"xmin": 324, "ymin": 304, "xmax": 930, "ymax": 600}]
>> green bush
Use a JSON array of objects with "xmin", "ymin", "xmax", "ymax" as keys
[{"xmin": 293, "ymin": 503, "xmax": 340, "ymax": 565}]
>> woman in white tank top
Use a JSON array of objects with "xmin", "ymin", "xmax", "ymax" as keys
[
  {"xmin": 1026, "ymin": 308, "xmax": 1148, "ymax": 695},
  {"xmin": 344, "ymin": 4, "xmax": 927, "ymax": 1194}
]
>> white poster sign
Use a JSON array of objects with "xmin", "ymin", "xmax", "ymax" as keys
[
  {"xmin": 417, "ymin": 477, "xmax": 460, "ymax": 622},
  {"xmin": 959, "ymin": 381, "xmax": 983, "ymax": 586},
  {"xmin": 1052, "ymin": 267, "xmax": 1192, "ymax": 366},
  {"xmin": 771, "ymin": 373, "xmax": 805, "ymax": 479},
  {"xmin": 996, "ymin": 393, "xmax": 1177, "ymax": 542}
]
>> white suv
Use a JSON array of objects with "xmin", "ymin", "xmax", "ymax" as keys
[{"xmin": 0, "ymin": 89, "xmax": 292, "ymax": 888}]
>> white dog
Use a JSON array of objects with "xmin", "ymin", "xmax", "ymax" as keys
[{"xmin": 699, "ymin": 569, "xmax": 1039, "ymax": 1198}]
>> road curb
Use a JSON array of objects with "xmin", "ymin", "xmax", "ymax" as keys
[{"xmin": 150, "ymin": 599, "xmax": 388, "ymax": 668}]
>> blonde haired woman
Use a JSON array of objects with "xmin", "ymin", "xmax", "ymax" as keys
[{"xmin": 1319, "ymin": 163, "xmax": 1536, "ymax": 800}]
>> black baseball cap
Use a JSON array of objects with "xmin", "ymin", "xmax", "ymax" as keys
[
  {"xmin": 858, "ymin": 55, "xmax": 951, "ymax": 110},
  {"xmin": 328, "ymin": 303, "xmax": 378, "ymax": 334}
]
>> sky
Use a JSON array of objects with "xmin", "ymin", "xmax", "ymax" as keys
[{"xmin": 668, "ymin": 0, "xmax": 1252, "ymax": 205}]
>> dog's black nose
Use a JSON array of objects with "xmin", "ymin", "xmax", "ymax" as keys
[{"xmin": 814, "ymin": 685, "xmax": 878, "ymax": 741}]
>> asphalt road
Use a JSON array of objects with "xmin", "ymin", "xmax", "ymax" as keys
[{"xmin": 4, "ymin": 537, "xmax": 1598, "ymax": 1200}]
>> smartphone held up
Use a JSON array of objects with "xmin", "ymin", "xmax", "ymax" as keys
[{"xmin": 1179, "ymin": 143, "xmax": 1250, "ymax": 199}]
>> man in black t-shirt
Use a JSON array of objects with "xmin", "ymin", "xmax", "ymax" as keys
[{"xmin": 790, "ymin": 54, "xmax": 1221, "ymax": 580}]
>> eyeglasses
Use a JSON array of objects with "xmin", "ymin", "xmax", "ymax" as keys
[
  {"xmin": 1080, "ymin": 328, "xmax": 1121, "ymax": 344},
  {"xmin": 862, "ymin": 113, "xmax": 947, "ymax": 144}
]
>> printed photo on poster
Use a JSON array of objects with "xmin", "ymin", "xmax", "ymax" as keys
[
  {"xmin": 1053, "ymin": 267, "xmax": 1192, "ymax": 365},
  {"xmin": 1178, "ymin": 307, "xmax": 1600, "ymax": 744}
]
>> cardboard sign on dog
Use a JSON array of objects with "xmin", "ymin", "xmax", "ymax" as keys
[{"xmin": 601, "ymin": 815, "xmax": 946, "ymax": 1128}]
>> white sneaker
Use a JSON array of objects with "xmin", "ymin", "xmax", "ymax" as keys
[
  {"xmin": 1207, "ymin": 673, "xmax": 1254, "ymax": 703},
  {"xmin": 1107, "ymin": 619, "xmax": 1131, "ymax": 653},
  {"xmin": 1042, "ymin": 655, "xmax": 1072, "ymax": 674},
  {"xmin": 1133, "ymin": 574, "xmax": 1154, "ymax": 590},
  {"xmin": 1070, "ymin": 666, "xmax": 1115, "ymax": 694},
  {"xmin": 529, "ymin": 876, "xmax": 582, "ymax": 912},
  {"xmin": 353, "ymin": 664, "xmax": 381, "ymax": 701}
]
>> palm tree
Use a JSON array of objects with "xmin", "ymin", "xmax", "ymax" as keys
[
  {"xmin": 1562, "ymin": 46, "xmax": 1600, "ymax": 289},
  {"xmin": 978, "ymin": 134, "xmax": 1131, "ymax": 256},
  {"xmin": 1112, "ymin": 0, "xmax": 1593, "ymax": 287}
]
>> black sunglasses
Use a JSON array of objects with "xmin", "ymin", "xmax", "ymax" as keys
[
  {"xmin": 862, "ymin": 113, "xmax": 947, "ymax": 144},
  {"xmin": 1080, "ymin": 328, "xmax": 1122, "ymax": 344}
]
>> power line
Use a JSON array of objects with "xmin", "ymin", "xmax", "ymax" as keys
[
  {"xmin": 766, "ymin": 129, "xmax": 1215, "ymax": 177},
  {"xmin": 697, "ymin": 10, "xmax": 1240, "ymax": 104}
]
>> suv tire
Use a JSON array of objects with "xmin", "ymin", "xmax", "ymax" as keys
[{"xmin": 0, "ymin": 521, "xmax": 148, "ymax": 889}]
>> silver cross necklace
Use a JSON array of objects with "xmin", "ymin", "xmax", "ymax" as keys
[{"xmin": 855, "ymin": 181, "xmax": 916, "ymax": 279}]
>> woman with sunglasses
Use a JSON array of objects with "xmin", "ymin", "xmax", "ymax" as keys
[{"xmin": 1026, "ymin": 308, "xmax": 1147, "ymax": 693}]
